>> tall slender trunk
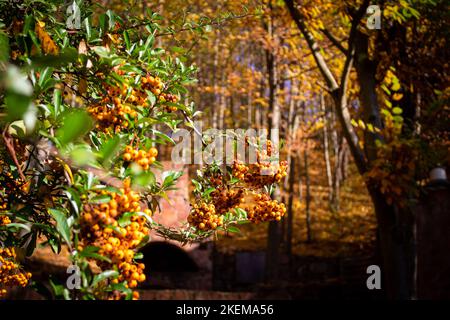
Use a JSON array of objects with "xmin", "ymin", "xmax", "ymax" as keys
[
  {"xmin": 219, "ymin": 73, "xmax": 226, "ymax": 130},
  {"xmin": 330, "ymin": 103, "xmax": 341, "ymax": 211},
  {"xmin": 286, "ymin": 155, "xmax": 296, "ymax": 258},
  {"xmin": 304, "ymin": 148, "xmax": 312, "ymax": 242},
  {"xmin": 265, "ymin": 1, "xmax": 281, "ymax": 282},
  {"xmin": 212, "ymin": 37, "xmax": 220, "ymax": 128},
  {"xmin": 320, "ymin": 93, "xmax": 333, "ymax": 204}
]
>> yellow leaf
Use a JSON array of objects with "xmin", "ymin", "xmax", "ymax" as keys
[
  {"xmin": 391, "ymin": 82, "xmax": 401, "ymax": 91},
  {"xmin": 358, "ymin": 120, "xmax": 366, "ymax": 130}
]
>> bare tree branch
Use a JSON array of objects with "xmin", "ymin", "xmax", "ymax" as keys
[{"xmin": 320, "ymin": 28, "xmax": 348, "ymax": 54}]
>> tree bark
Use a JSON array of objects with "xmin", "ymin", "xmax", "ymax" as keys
[
  {"xmin": 304, "ymin": 148, "xmax": 312, "ymax": 242},
  {"xmin": 265, "ymin": 1, "xmax": 281, "ymax": 282},
  {"xmin": 320, "ymin": 93, "xmax": 333, "ymax": 204}
]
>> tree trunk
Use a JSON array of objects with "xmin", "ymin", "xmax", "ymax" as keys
[
  {"xmin": 286, "ymin": 155, "xmax": 296, "ymax": 258},
  {"xmin": 354, "ymin": 31, "xmax": 414, "ymax": 299},
  {"xmin": 320, "ymin": 93, "xmax": 333, "ymax": 204},
  {"xmin": 330, "ymin": 107, "xmax": 341, "ymax": 211},
  {"xmin": 368, "ymin": 186, "xmax": 414, "ymax": 299},
  {"xmin": 265, "ymin": 1, "xmax": 281, "ymax": 282},
  {"xmin": 212, "ymin": 37, "xmax": 220, "ymax": 128},
  {"xmin": 285, "ymin": 0, "xmax": 414, "ymax": 299},
  {"xmin": 304, "ymin": 148, "xmax": 312, "ymax": 242},
  {"xmin": 219, "ymin": 73, "xmax": 226, "ymax": 129}
]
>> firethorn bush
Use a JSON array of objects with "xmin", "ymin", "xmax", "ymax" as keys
[{"xmin": 0, "ymin": 0, "xmax": 285, "ymax": 299}]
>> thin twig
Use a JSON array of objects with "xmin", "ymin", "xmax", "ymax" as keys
[{"xmin": 2, "ymin": 126, "xmax": 26, "ymax": 181}]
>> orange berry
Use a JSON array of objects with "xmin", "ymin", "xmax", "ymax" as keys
[
  {"xmin": 149, "ymin": 147, "xmax": 158, "ymax": 157},
  {"xmin": 123, "ymin": 153, "xmax": 132, "ymax": 161}
]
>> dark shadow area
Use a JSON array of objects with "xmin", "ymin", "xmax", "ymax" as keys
[{"xmin": 140, "ymin": 241, "xmax": 199, "ymax": 272}]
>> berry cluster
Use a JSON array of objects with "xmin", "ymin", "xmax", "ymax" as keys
[
  {"xmin": 87, "ymin": 94, "xmax": 138, "ymax": 133},
  {"xmin": 232, "ymin": 160, "xmax": 287, "ymax": 187},
  {"xmin": 247, "ymin": 193, "xmax": 286, "ymax": 223},
  {"xmin": 0, "ymin": 247, "xmax": 32, "ymax": 298},
  {"xmin": 0, "ymin": 169, "xmax": 29, "ymax": 209},
  {"xmin": 88, "ymin": 73, "xmax": 179, "ymax": 133},
  {"xmin": 187, "ymin": 202, "xmax": 223, "ymax": 231},
  {"xmin": 79, "ymin": 179, "xmax": 150, "ymax": 299},
  {"xmin": 122, "ymin": 145, "xmax": 158, "ymax": 170},
  {"xmin": 232, "ymin": 140, "xmax": 287, "ymax": 187},
  {"xmin": 211, "ymin": 187, "xmax": 245, "ymax": 215},
  {"xmin": 0, "ymin": 216, "xmax": 11, "ymax": 225},
  {"xmin": 0, "ymin": 197, "xmax": 7, "ymax": 211}
]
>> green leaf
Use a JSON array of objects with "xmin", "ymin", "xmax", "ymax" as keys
[
  {"xmin": 49, "ymin": 278, "xmax": 66, "ymax": 298},
  {"xmin": 99, "ymin": 136, "xmax": 122, "ymax": 165},
  {"xmin": 118, "ymin": 212, "xmax": 136, "ymax": 227},
  {"xmin": 90, "ymin": 194, "xmax": 112, "ymax": 204},
  {"xmin": 133, "ymin": 252, "xmax": 143, "ymax": 260},
  {"xmin": 110, "ymin": 282, "xmax": 132, "ymax": 295},
  {"xmin": 0, "ymin": 32, "xmax": 10, "ymax": 62},
  {"xmin": 143, "ymin": 34, "xmax": 155, "ymax": 53},
  {"xmin": 5, "ymin": 93, "xmax": 33, "ymax": 122},
  {"xmin": 92, "ymin": 270, "xmax": 118, "ymax": 287},
  {"xmin": 153, "ymin": 130, "xmax": 175, "ymax": 145},
  {"xmin": 79, "ymin": 246, "xmax": 111, "ymax": 262},
  {"xmin": 106, "ymin": 10, "xmax": 115, "ymax": 30},
  {"xmin": 48, "ymin": 208, "xmax": 71, "ymax": 246},
  {"xmin": 123, "ymin": 30, "xmax": 130, "ymax": 50},
  {"xmin": 191, "ymin": 179, "xmax": 201, "ymax": 192},
  {"xmin": 26, "ymin": 232, "xmax": 37, "ymax": 256},
  {"xmin": 135, "ymin": 234, "xmax": 150, "ymax": 250},
  {"xmin": 133, "ymin": 171, "xmax": 156, "ymax": 187},
  {"xmin": 146, "ymin": 90, "xmax": 156, "ymax": 107},
  {"xmin": 84, "ymin": 18, "xmax": 92, "ymax": 41},
  {"xmin": 70, "ymin": 145, "xmax": 95, "ymax": 166},
  {"xmin": 171, "ymin": 46, "xmax": 185, "ymax": 53},
  {"xmin": 162, "ymin": 171, "xmax": 183, "ymax": 188},
  {"xmin": 30, "ymin": 47, "xmax": 78, "ymax": 68},
  {"xmin": 203, "ymin": 187, "xmax": 215, "ymax": 197},
  {"xmin": 65, "ymin": 188, "xmax": 81, "ymax": 215},
  {"xmin": 6, "ymin": 223, "xmax": 31, "ymax": 233},
  {"xmin": 92, "ymin": 46, "xmax": 112, "ymax": 58},
  {"xmin": 56, "ymin": 110, "xmax": 93, "ymax": 145},
  {"xmin": 392, "ymin": 107, "xmax": 403, "ymax": 115},
  {"xmin": 226, "ymin": 226, "xmax": 241, "ymax": 234}
]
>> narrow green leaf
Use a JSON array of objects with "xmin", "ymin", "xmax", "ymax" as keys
[
  {"xmin": 48, "ymin": 208, "xmax": 71, "ymax": 246},
  {"xmin": 92, "ymin": 270, "xmax": 119, "ymax": 287}
]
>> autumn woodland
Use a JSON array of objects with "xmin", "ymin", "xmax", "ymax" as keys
[{"xmin": 0, "ymin": 0, "xmax": 449, "ymax": 303}]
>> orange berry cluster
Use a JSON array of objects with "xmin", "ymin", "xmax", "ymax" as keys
[
  {"xmin": 232, "ymin": 140, "xmax": 287, "ymax": 187},
  {"xmin": 160, "ymin": 93, "xmax": 179, "ymax": 113},
  {"xmin": 0, "ymin": 197, "xmax": 7, "ymax": 211},
  {"xmin": 247, "ymin": 193, "xmax": 286, "ymax": 223},
  {"xmin": 88, "ymin": 73, "xmax": 179, "ymax": 132},
  {"xmin": 141, "ymin": 75, "xmax": 179, "ymax": 112},
  {"xmin": 0, "ymin": 247, "xmax": 32, "ymax": 298},
  {"xmin": 122, "ymin": 145, "xmax": 158, "ymax": 170},
  {"xmin": 232, "ymin": 160, "xmax": 287, "ymax": 187},
  {"xmin": 211, "ymin": 187, "xmax": 245, "ymax": 215},
  {"xmin": 0, "ymin": 169, "xmax": 30, "ymax": 210},
  {"xmin": 87, "ymin": 94, "xmax": 138, "ymax": 133},
  {"xmin": 79, "ymin": 179, "xmax": 150, "ymax": 299},
  {"xmin": 0, "ymin": 216, "xmax": 11, "ymax": 225},
  {"xmin": 187, "ymin": 202, "xmax": 223, "ymax": 231}
]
